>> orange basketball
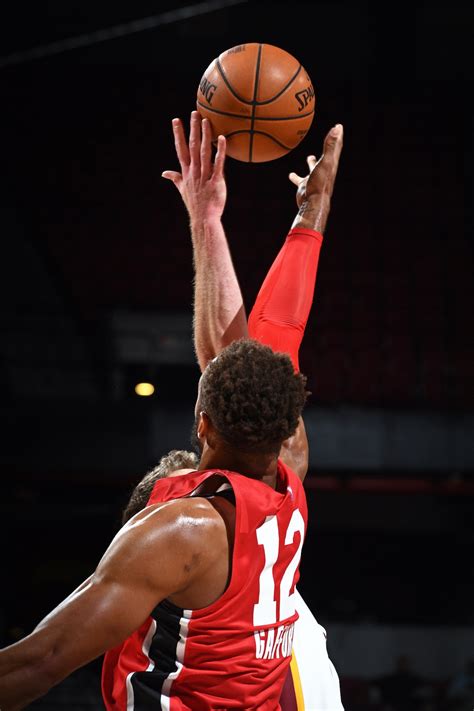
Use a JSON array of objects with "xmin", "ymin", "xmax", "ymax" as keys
[{"xmin": 196, "ymin": 43, "xmax": 316, "ymax": 163}]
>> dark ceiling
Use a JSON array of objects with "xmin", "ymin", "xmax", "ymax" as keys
[{"xmin": 1, "ymin": 0, "xmax": 473, "ymax": 416}]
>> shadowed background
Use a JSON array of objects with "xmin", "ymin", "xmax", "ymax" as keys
[{"xmin": 0, "ymin": 1, "xmax": 473, "ymax": 709}]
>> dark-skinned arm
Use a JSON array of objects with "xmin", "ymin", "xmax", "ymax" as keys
[{"xmin": 0, "ymin": 499, "xmax": 223, "ymax": 710}]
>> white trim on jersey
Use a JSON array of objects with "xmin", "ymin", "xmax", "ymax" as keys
[
  {"xmin": 160, "ymin": 610, "xmax": 191, "ymax": 711},
  {"xmin": 126, "ymin": 618, "xmax": 157, "ymax": 711}
]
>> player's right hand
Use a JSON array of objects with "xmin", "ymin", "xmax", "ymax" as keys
[{"xmin": 162, "ymin": 111, "xmax": 227, "ymax": 223}]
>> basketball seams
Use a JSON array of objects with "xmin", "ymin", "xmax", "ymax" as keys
[
  {"xmin": 251, "ymin": 129, "xmax": 293, "ymax": 150},
  {"xmin": 216, "ymin": 58, "xmax": 254, "ymax": 106},
  {"xmin": 222, "ymin": 129, "xmax": 293, "ymax": 151},
  {"xmin": 253, "ymin": 110, "xmax": 314, "ymax": 121},
  {"xmin": 198, "ymin": 43, "xmax": 315, "ymax": 162},
  {"xmin": 249, "ymin": 44, "xmax": 263, "ymax": 162},
  {"xmin": 257, "ymin": 64, "xmax": 303, "ymax": 105},
  {"xmin": 215, "ymin": 56, "xmax": 305, "ymax": 107},
  {"xmin": 197, "ymin": 100, "xmax": 314, "ymax": 122},
  {"xmin": 197, "ymin": 100, "xmax": 251, "ymax": 121}
]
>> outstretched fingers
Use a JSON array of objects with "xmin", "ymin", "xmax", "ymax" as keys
[
  {"xmin": 289, "ymin": 154, "xmax": 317, "ymax": 185},
  {"xmin": 189, "ymin": 110, "xmax": 202, "ymax": 180},
  {"xmin": 304, "ymin": 123, "xmax": 344, "ymax": 203},
  {"xmin": 307, "ymin": 154, "xmax": 317, "ymax": 171},
  {"xmin": 213, "ymin": 135, "xmax": 226, "ymax": 178},
  {"xmin": 171, "ymin": 118, "xmax": 190, "ymax": 170},
  {"xmin": 162, "ymin": 117, "xmax": 186, "ymax": 188},
  {"xmin": 161, "ymin": 170, "xmax": 182, "ymax": 184},
  {"xmin": 289, "ymin": 172, "xmax": 303, "ymax": 186},
  {"xmin": 200, "ymin": 118, "xmax": 213, "ymax": 181},
  {"xmin": 322, "ymin": 124, "xmax": 344, "ymax": 167}
]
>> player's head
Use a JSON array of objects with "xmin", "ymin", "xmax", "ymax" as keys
[
  {"xmin": 122, "ymin": 449, "xmax": 198, "ymax": 524},
  {"xmin": 193, "ymin": 339, "xmax": 307, "ymax": 456}
]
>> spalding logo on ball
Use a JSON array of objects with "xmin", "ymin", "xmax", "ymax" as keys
[{"xmin": 196, "ymin": 43, "xmax": 315, "ymax": 163}]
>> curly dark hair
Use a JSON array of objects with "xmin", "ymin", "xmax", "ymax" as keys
[
  {"xmin": 200, "ymin": 339, "xmax": 308, "ymax": 454},
  {"xmin": 122, "ymin": 449, "xmax": 198, "ymax": 524}
]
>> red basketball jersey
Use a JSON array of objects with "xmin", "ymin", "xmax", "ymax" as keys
[{"xmin": 102, "ymin": 461, "xmax": 307, "ymax": 710}]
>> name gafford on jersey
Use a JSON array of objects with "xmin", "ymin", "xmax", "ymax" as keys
[{"xmin": 255, "ymin": 621, "xmax": 295, "ymax": 660}]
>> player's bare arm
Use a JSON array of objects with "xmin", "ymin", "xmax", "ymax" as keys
[
  {"xmin": 162, "ymin": 111, "xmax": 248, "ymax": 370},
  {"xmin": 0, "ymin": 497, "xmax": 229, "ymax": 711}
]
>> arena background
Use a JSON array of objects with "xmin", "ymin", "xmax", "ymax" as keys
[{"xmin": 0, "ymin": 1, "xmax": 473, "ymax": 709}]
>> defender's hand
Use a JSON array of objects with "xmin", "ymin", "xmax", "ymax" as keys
[
  {"xmin": 162, "ymin": 111, "xmax": 226, "ymax": 223},
  {"xmin": 289, "ymin": 124, "xmax": 343, "ymax": 233},
  {"xmin": 289, "ymin": 154, "xmax": 317, "ymax": 209}
]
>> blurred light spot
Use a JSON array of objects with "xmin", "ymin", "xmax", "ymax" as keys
[{"xmin": 135, "ymin": 382, "xmax": 155, "ymax": 397}]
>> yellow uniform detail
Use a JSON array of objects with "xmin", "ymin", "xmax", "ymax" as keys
[{"xmin": 290, "ymin": 651, "xmax": 305, "ymax": 710}]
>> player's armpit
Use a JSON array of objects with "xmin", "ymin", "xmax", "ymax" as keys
[
  {"xmin": 0, "ymin": 499, "xmax": 223, "ymax": 710},
  {"xmin": 279, "ymin": 417, "xmax": 309, "ymax": 482}
]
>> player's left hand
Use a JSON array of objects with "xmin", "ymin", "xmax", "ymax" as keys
[
  {"xmin": 289, "ymin": 154, "xmax": 317, "ymax": 208},
  {"xmin": 162, "ymin": 111, "xmax": 227, "ymax": 223},
  {"xmin": 289, "ymin": 124, "xmax": 343, "ymax": 210}
]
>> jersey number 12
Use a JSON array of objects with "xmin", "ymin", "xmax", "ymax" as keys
[{"xmin": 253, "ymin": 509, "xmax": 305, "ymax": 626}]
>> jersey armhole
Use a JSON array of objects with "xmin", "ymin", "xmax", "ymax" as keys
[{"xmin": 188, "ymin": 472, "xmax": 234, "ymax": 500}]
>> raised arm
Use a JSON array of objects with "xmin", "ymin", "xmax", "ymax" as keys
[
  {"xmin": 248, "ymin": 124, "xmax": 344, "ymax": 480},
  {"xmin": 162, "ymin": 115, "xmax": 343, "ymax": 480},
  {"xmin": 162, "ymin": 111, "xmax": 248, "ymax": 371}
]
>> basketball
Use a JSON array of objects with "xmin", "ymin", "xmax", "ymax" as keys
[{"xmin": 196, "ymin": 43, "xmax": 315, "ymax": 163}]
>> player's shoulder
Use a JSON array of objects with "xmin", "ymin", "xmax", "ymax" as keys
[
  {"xmin": 98, "ymin": 496, "xmax": 228, "ymax": 598},
  {"xmin": 129, "ymin": 495, "xmax": 227, "ymax": 555},
  {"xmin": 132, "ymin": 494, "xmax": 225, "ymax": 526}
]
